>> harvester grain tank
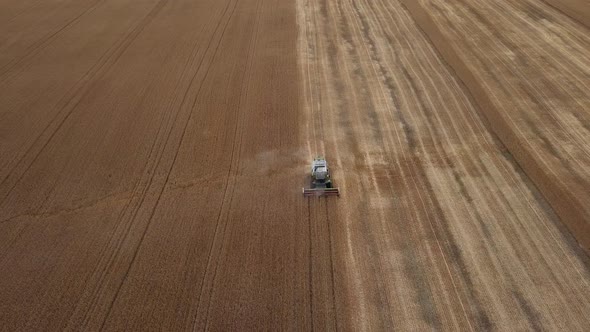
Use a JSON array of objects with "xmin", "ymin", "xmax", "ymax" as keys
[{"xmin": 303, "ymin": 157, "xmax": 340, "ymax": 196}]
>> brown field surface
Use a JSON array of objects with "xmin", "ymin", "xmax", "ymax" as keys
[
  {"xmin": 543, "ymin": 0, "xmax": 590, "ymax": 28},
  {"xmin": 1, "ymin": 0, "xmax": 589, "ymax": 330}
]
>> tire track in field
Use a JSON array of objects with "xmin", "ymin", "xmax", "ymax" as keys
[
  {"xmin": 0, "ymin": 0, "xmax": 172, "ymax": 226},
  {"xmin": 68, "ymin": 1, "xmax": 240, "ymax": 329},
  {"xmin": 0, "ymin": 0, "xmax": 106, "ymax": 78},
  {"xmin": 20, "ymin": 0, "xmax": 187, "ymax": 327},
  {"xmin": 0, "ymin": 0, "xmax": 169, "ymax": 200},
  {"xmin": 0, "ymin": 0, "xmax": 236, "ymax": 328},
  {"xmin": 0, "ymin": 0, "xmax": 51, "ymax": 25},
  {"xmin": 91, "ymin": 0, "xmax": 302, "ymax": 327},
  {"xmin": 190, "ymin": 0, "xmax": 259, "ymax": 328},
  {"xmin": 1, "ymin": 0, "xmax": 302, "ymax": 329},
  {"xmin": 306, "ymin": 200, "xmax": 314, "ymax": 331}
]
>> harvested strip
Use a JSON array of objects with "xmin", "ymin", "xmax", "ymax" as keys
[
  {"xmin": 406, "ymin": 0, "xmax": 590, "ymax": 250},
  {"xmin": 298, "ymin": 0, "xmax": 590, "ymax": 329}
]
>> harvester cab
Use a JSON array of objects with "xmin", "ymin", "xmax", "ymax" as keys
[{"xmin": 303, "ymin": 157, "xmax": 340, "ymax": 197}]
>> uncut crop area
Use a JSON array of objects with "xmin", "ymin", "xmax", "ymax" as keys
[{"xmin": 0, "ymin": 0, "xmax": 589, "ymax": 330}]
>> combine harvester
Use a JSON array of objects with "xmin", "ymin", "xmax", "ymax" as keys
[{"xmin": 303, "ymin": 157, "xmax": 340, "ymax": 197}]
